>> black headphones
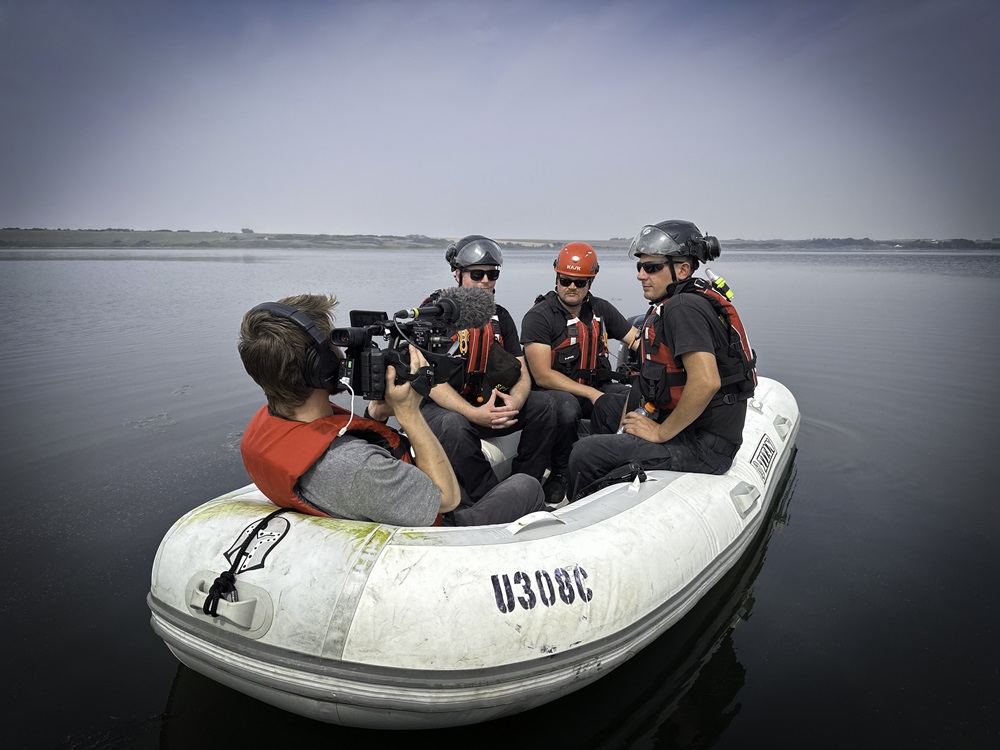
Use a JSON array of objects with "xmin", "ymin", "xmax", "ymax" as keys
[{"xmin": 250, "ymin": 302, "xmax": 344, "ymax": 392}]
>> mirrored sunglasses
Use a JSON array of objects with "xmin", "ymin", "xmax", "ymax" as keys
[
  {"xmin": 636, "ymin": 261, "xmax": 668, "ymax": 274},
  {"xmin": 466, "ymin": 268, "xmax": 500, "ymax": 281},
  {"xmin": 558, "ymin": 276, "xmax": 590, "ymax": 288}
]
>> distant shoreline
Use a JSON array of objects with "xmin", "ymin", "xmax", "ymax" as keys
[{"xmin": 1, "ymin": 228, "xmax": 997, "ymax": 251}]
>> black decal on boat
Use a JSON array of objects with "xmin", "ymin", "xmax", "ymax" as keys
[
  {"xmin": 514, "ymin": 571, "xmax": 537, "ymax": 610},
  {"xmin": 224, "ymin": 516, "xmax": 290, "ymax": 573},
  {"xmin": 492, "ymin": 574, "xmax": 515, "ymax": 614},
  {"xmin": 493, "ymin": 565, "xmax": 593, "ymax": 613},
  {"xmin": 536, "ymin": 570, "xmax": 555, "ymax": 607},
  {"xmin": 555, "ymin": 567, "xmax": 576, "ymax": 605},
  {"xmin": 751, "ymin": 435, "xmax": 777, "ymax": 482},
  {"xmin": 573, "ymin": 565, "xmax": 593, "ymax": 602}
]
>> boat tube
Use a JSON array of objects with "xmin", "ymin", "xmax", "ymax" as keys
[{"xmin": 148, "ymin": 376, "xmax": 799, "ymax": 729}]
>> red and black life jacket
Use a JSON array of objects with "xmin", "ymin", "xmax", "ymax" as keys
[
  {"xmin": 638, "ymin": 278, "xmax": 757, "ymax": 416},
  {"xmin": 240, "ymin": 403, "xmax": 441, "ymax": 525},
  {"xmin": 542, "ymin": 294, "xmax": 614, "ymax": 386},
  {"xmin": 452, "ymin": 319, "xmax": 504, "ymax": 397}
]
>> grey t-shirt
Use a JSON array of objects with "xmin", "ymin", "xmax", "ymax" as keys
[{"xmin": 295, "ymin": 434, "xmax": 440, "ymax": 526}]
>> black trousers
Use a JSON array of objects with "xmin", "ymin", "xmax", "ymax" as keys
[
  {"xmin": 568, "ymin": 404, "xmax": 739, "ymax": 502},
  {"xmin": 443, "ymin": 474, "xmax": 545, "ymax": 525},
  {"xmin": 421, "ymin": 390, "xmax": 556, "ymax": 502},
  {"xmin": 545, "ymin": 383, "xmax": 631, "ymax": 473}
]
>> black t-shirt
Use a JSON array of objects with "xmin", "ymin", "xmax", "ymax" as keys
[
  {"xmin": 494, "ymin": 304, "xmax": 523, "ymax": 357},
  {"xmin": 659, "ymin": 292, "xmax": 747, "ymax": 445}
]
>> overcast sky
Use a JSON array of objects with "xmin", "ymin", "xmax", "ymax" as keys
[{"xmin": 1, "ymin": 0, "xmax": 997, "ymax": 240}]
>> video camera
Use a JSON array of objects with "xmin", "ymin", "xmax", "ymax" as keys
[{"xmin": 330, "ymin": 286, "xmax": 495, "ymax": 401}]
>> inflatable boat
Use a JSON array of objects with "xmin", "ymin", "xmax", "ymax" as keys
[{"xmin": 147, "ymin": 376, "xmax": 799, "ymax": 729}]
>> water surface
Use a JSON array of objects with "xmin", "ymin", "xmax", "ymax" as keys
[{"xmin": 1, "ymin": 246, "xmax": 997, "ymax": 748}]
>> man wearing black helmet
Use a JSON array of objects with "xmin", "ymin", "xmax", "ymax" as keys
[
  {"xmin": 567, "ymin": 220, "xmax": 758, "ymax": 502},
  {"xmin": 420, "ymin": 235, "xmax": 557, "ymax": 504}
]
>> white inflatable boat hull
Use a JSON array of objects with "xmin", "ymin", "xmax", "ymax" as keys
[{"xmin": 148, "ymin": 377, "xmax": 798, "ymax": 729}]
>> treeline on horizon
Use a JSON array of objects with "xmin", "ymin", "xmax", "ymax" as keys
[{"xmin": 1, "ymin": 226, "xmax": 998, "ymax": 251}]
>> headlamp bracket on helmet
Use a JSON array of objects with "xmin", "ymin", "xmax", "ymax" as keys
[{"xmin": 693, "ymin": 235, "xmax": 721, "ymax": 263}]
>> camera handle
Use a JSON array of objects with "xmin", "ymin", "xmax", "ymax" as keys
[
  {"xmin": 385, "ymin": 349, "xmax": 436, "ymax": 398},
  {"xmin": 392, "ymin": 364, "xmax": 436, "ymax": 398}
]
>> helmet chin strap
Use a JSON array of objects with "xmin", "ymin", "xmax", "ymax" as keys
[{"xmin": 649, "ymin": 258, "xmax": 684, "ymax": 305}]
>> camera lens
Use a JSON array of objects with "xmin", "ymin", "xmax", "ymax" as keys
[{"xmin": 330, "ymin": 327, "xmax": 367, "ymax": 349}]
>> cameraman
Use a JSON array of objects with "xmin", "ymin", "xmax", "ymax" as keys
[{"xmin": 239, "ymin": 294, "xmax": 544, "ymax": 526}]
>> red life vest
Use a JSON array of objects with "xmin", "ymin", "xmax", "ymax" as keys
[
  {"xmin": 240, "ymin": 404, "xmax": 442, "ymax": 525},
  {"xmin": 638, "ymin": 279, "xmax": 757, "ymax": 415},
  {"xmin": 453, "ymin": 319, "xmax": 502, "ymax": 396},
  {"xmin": 548, "ymin": 303, "xmax": 611, "ymax": 385}
]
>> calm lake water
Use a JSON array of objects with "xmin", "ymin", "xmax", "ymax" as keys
[{"xmin": 1, "ymin": 246, "xmax": 998, "ymax": 749}]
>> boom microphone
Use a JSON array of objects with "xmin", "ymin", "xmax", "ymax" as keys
[{"xmin": 394, "ymin": 286, "xmax": 496, "ymax": 331}]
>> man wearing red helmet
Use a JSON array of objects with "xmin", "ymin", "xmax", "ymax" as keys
[{"xmin": 521, "ymin": 242, "xmax": 638, "ymax": 505}]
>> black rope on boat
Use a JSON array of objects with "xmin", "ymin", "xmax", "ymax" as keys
[
  {"xmin": 572, "ymin": 460, "xmax": 646, "ymax": 502},
  {"xmin": 202, "ymin": 507, "xmax": 291, "ymax": 618}
]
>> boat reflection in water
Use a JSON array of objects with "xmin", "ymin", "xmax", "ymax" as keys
[{"xmin": 159, "ymin": 455, "xmax": 798, "ymax": 748}]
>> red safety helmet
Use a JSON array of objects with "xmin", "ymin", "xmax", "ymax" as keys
[{"xmin": 554, "ymin": 242, "xmax": 599, "ymax": 277}]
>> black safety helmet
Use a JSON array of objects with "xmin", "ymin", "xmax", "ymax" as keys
[
  {"xmin": 445, "ymin": 235, "xmax": 504, "ymax": 270},
  {"xmin": 627, "ymin": 219, "xmax": 721, "ymax": 271}
]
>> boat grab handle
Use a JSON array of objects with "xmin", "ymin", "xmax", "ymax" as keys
[
  {"xmin": 190, "ymin": 583, "xmax": 258, "ymax": 629},
  {"xmin": 506, "ymin": 511, "xmax": 568, "ymax": 535},
  {"xmin": 730, "ymin": 481, "xmax": 760, "ymax": 518},
  {"xmin": 184, "ymin": 572, "xmax": 274, "ymax": 638}
]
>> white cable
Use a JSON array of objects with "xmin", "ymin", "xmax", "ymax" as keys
[{"xmin": 337, "ymin": 378, "xmax": 356, "ymax": 437}]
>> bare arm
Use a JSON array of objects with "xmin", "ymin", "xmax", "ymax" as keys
[
  {"xmin": 620, "ymin": 351, "xmax": 720, "ymax": 443},
  {"xmin": 502, "ymin": 355, "xmax": 532, "ymax": 409},
  {"xmin": 524, "ymin": 342, "xmax": 603, "ymax": 403},
  {"xmin": 623, "ymin": 325, "xmax": 639, "ymax": 350},
  {"xmin": 385, "ymin": 347, "xmax": 461, "ymax": 514},
  {"xmin": 427, "ymin": 378, "xmax": 501, "ymax": 428}
]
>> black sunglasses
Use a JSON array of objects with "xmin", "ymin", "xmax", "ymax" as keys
[
  {"xmin": 636, "ymin": 261, "xmax": 669, "ymax": 274},
  {"xmin": 466, "ymin": 269, "xmax": 500, "ymax": 281},
  {"xmin": 558, "ymin": 276, "xmax": 589, "ymax": 288}
]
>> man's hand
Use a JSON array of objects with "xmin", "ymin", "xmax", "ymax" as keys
[
  {"xmin": 621, "ymin": 351, "xmax": 720, "ymax": 444},
  {"xmin": 384, "ymin": 346, "xmax": 429, "ymax": 419},
  {"xmin": 619, "ymin": 408, "xmax": 661, "ymax": 442},
  {"xmin": 488, "ymin": 389, "xmax": 521, "ymax": 429},
  {"xmin": 459, "ymin": 389, "xmax": 517, "ymax": 429},
  {"xmin": 385, "ymin": 345, "xmax": 461, "ymax": 514}
]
